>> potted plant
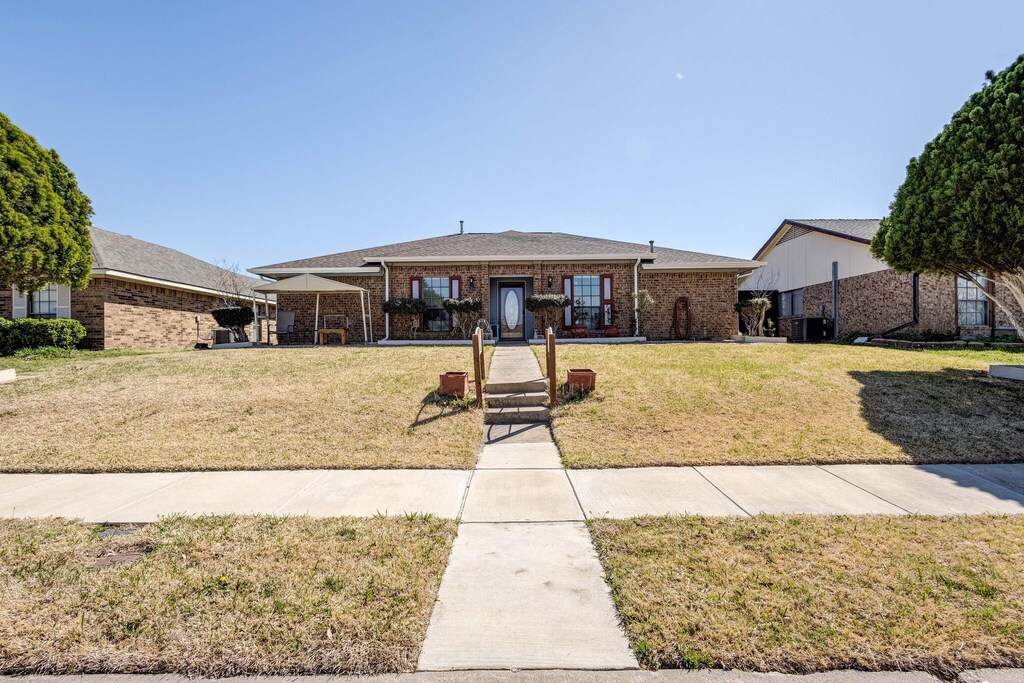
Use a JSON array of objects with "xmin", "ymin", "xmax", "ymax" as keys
[
  {"xmin": 603, "ymin": 310, "xmax": 619, "ymax": 338},
  {"xmin": 570, "ymin": 298, "xmax": 591, "ymax": 338},
  {"xmin": 439, "ymin": 371, "xmax": 469, "ymax": 397},
  {"xmin": 566, "ymin": 368, "xmax": 596, "ymax": 393}
]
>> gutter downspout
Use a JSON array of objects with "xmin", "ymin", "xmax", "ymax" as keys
[
  {"xmin": 633, "ymin": 258, "xmax": 641, "ymax": 336},
  {"xmin": 878, "ymin": 273, "xmax": 920, "ymax": 336},
  {"xmin": 382, "ymin": 261, "xmax": 390, "ymax": 341}
]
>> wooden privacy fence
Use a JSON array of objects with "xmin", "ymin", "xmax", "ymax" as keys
[
  {"xmin": 472, "ymin": 326, "xmax": 487, "ymax": 408},
  {"xmin": 544, "ymin": 326, "xmax": 557, "ymax": 407}
]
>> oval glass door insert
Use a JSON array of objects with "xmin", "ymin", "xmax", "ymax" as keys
[{"xmin": 504, "ymin": 290, "xmax": 520, "ymax": 329}]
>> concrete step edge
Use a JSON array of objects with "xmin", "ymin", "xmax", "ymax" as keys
[
  {"xmin": 485, "ymin": 391, "xmax": 549, "ymax": 408},
  {"xmin": 485, "ymin": 380, "xmax": 548, "ymax": 394},
  {"xmin": 483, "ymin": 406, "xmax": 552, "ymax": 424}
]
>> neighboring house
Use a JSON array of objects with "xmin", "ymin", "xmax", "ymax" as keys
[
  {"xmin": 741, "ymin": 219, "xmax": 1023, "ymax": 339},
  {"xmin": 249, "ymin": 229, "xmax": 760, "ymax": 342},
  {"xmin": 1, "ymin": 226, "xmax": 275, "ymax": 350}
]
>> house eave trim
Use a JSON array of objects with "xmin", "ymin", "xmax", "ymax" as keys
[
  {"xmin": 248, "ymin": 266, "xmax": 384, "ymax": 277},
  {"xmin": 361, "ymin": 254, "xmax": 648, "ymax": 264},
  {"xmin": 640, "ymin": 262, "xmax": 762, "ymax": 272},
  {"xmin": 92, "ymin": 269, "xmax": 275, "ymax": 302}
]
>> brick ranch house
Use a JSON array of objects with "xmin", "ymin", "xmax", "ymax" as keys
[
  {"xmin": 1, "ymin": 226, "xmax": 274, "ymax": 350},
  {"xmin": 249, "ymin": 229, "xmax": 760, "ymax": 343},
  {"xmin": 740, "ymin": 219, "xmax": 1023, "ymax": 340}
]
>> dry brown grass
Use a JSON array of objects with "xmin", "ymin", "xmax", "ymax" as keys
[
  {"xmin": 590, "ymin": 515, "xmax": 1024, "ymax": 676},
  {"xmin": 0, "ymin": 346, "xmax": 487, "ymax": 472},
  {"xmin": 537, "ymin": 343, "xmax": 1024, "ymax": 467},
  {"xmin": 0, "ymin": 515, "xmax": 456, "ymax": 675}
]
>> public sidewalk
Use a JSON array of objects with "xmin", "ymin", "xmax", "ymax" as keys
[
  {"xmin": 1, "ymin": 462, "xmax": 1023, "ymax": 523},
  {"xmin": 5, "ymin": 669, "xmax": 1020, "ymax": 682}
]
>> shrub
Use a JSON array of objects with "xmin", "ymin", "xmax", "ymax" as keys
[
  {"xmin": 525, "ymin": 294, "xmax": 570, "ymax": 333},
  {"xmin": 0, "ymin": 318, "xmax": 86, "ymax": 356},
  {"xmin": 635, "ymin": 289, "xmax": 655, "ymax": 336},
  {"xmin": 211, "ymin": 306, "xmax": 254, "ymax": 329},
  {"xmin": 524, "ymin": 294, "xmax": 570, "ymax": 312},
  {"xmin": 381, "ymin": 298, "xmax": 427, "ymax": 316},
  {"xmin": 735, "ymin": 297, "xmax": 771, "ymax": 337},
  {"xmin": 442, "ymin": 297, "xmax": 483, "ymax": 315},
  {"xmin": 382, "ymin": 298, "xmax": 428, "ymax": 339},
  {"xmin": 211, "ymin": 306, "xmax": 255, "ymax": 342},
  {"xmin": 443, "ymin": 297, "xmax": 483, "ymax": 338}
]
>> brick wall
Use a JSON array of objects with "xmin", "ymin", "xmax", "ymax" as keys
[
  {"xmin": 781, "ymin": 269, "xmax": 958, "ymax": 338},
  {"xmin": 637, "ymin": 270, "xmax": 739, "ymax": 339},
  {"xmin": 71, "ymin": 282, "xmax": 107, "ymax": 349},
  {"xmin": 993, "ymin": 282, "xmax": 1024, "ymax": 334},
  {"xmin": 82, "ymin": 278, "xmax": 227, "ymax": 350}
]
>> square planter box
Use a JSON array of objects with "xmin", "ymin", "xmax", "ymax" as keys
[
  {"xmin": 566, "ymin": 368, "xmax": 596, "ymax": 393},
  {"xmin": 439, "ymin": 371, "xmax": 469, "ymax": 397}
]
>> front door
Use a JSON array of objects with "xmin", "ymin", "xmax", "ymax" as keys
[{"xmin": 498, "ymin": 284, "xmax": 525, "ymax": 340}]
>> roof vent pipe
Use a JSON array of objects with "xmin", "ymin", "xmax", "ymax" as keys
[
  {"xmin": 460, "ymin": 220, "xmax": 464, "ymax": 235},
  {"xmin": 649, "ymin": 240, "xmax": 655, "ymax": 253}
]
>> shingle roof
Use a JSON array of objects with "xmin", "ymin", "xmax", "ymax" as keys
[
  {"xmin": 251, "ymin": 230, "xmax": 759, "ymax": 272},
  {"xmin": 752, "ymin": 219, "xmax": 881, "ymax": 260},
  {"xmin": 90, "ymin": 226, "xmax": 269, "ymax": 297}
]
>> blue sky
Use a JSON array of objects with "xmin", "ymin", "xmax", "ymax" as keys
[{"xmin": 4, "ymin": 1, "xmax": 1023, "ymax": 270}]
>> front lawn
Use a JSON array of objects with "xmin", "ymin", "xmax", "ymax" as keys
[
  {"xmin": 0, "ymin": 346, "xmax": 484, "ymax": 472},
  {"xmin": 538, "ymin": 343, "xmax": 1024, "ymax": 467},
  {"xmin": 0, "ymin": 515, "xmax": 456, "ymax": 676},
  {"xmin": 590, "ymin": 515, "xmax": 1024, "ymax": 677}
]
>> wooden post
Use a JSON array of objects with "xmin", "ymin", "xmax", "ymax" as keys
[
  {"xmin": 479, "ymin": 331, "xmax": 486, "ymax": 383},
  {"xmin": 472, "ymin": 327, "xmax": 484, "ymax": 409},
  {"xmin": 546, "ymin": 326, "xmax": 557, "ymax": 407}
]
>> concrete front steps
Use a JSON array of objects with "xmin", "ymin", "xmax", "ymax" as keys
[{"xmin": 482, "ymin": 360, "xmax": 551, "ymax": 425}]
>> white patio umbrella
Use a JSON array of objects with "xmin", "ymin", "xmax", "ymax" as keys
[{"xmin": 252, "ymin": 273, "xmax": 372, "ymax": 344}]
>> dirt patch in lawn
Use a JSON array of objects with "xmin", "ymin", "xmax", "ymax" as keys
[
  {"xmin": 538, "ymin": 343, "xmax": 1024, "ymax": 467},
  {"xmin": 0, "ymin": 515, "xmax": 456, "ymax": 675},
  {"xmin": 0, "ymin": 346, "xmax": 485, "ymax": 472},
  {"xmin": 590, "ymin": 515, "xmax": 1024, "ymax": 677}
]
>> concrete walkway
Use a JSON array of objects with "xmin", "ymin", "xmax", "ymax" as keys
[{"xmin": 417, "ymin": 345, "xmax": 637, "ymax": 671}]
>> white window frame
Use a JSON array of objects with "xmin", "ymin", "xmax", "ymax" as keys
[
  {"xmin": 957, "ymin": 275, "xmax": 989, "ymax": 327},
  {"xmin": 421, "ymin": 276, "xmax": 451, "ymax": 332}
]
